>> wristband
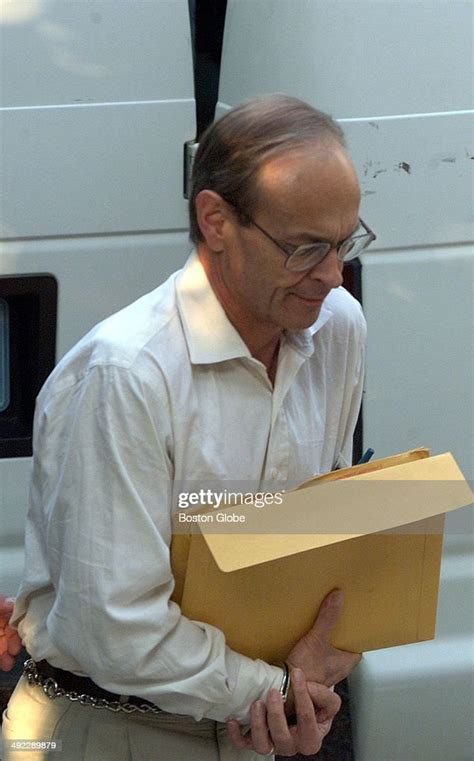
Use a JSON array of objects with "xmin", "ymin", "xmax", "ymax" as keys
[{"xmin": 275, "ymin": 662, "xmax": 291, "ymax": 702}]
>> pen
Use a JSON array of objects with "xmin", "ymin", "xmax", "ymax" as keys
[{"xmin": 357, "ymin": 447, "xmax": 374, "ymax": 465}]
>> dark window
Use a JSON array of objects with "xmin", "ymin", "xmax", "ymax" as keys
[
  {"xmin": 343, "ymin": 259, "xmax": 363, "ymax": 463},
  {"xmin": 0, "ymin": 298, "xmax": 10, "ymax": 412},
  {"xmin": 0, "ymin": 274, "xmax": 57, "ymax": 458}
]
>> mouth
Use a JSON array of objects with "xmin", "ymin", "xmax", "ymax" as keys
[{"xmin": 292, "ymin": 293, "xmax": 327, "ymax": 306}]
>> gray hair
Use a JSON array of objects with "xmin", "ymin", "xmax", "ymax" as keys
[{"xmin": 189, "ymin": 94, "xmax": 346, "ymax": 243}]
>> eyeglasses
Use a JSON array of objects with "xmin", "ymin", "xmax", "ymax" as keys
[{"xmin": 230, "ymin": 204, "xmax": 376, "ymax": 272}]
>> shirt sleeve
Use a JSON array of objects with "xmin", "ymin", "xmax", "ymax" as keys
[{"xmin": 22, "ymin": 361, "xmax": 282, "ymax": 723}]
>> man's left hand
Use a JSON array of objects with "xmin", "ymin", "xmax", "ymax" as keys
[
  {"xmin": 226, "ymin": 668, "xmax": 340, "ymax": 757},
  {"xmin": 0, "ymin": 596, "xmax": 22, "ymax": 671}
]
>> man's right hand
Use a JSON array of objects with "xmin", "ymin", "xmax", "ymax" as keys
[
  {"xmin": 286, "ymin": 589, "xmax": 361, "ymax": 688},
  {"xmin": 0, "ymin": 595, "xmax": 22, "ymax": 671}
]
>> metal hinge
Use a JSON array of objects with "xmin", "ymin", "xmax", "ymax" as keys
[{"xmin": 183, "ymin": 140, "xmax": 199, "ymax": 200}]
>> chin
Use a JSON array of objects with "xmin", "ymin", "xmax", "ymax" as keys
[{"xmin": 283, "ymin": 307, "xmax": 322, "ymax": 331}]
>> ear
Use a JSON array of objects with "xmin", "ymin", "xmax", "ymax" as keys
[{"xmin": 195, "ymin": 190, "xmax": 229, "ymax": 251}]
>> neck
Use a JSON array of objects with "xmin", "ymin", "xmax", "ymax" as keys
[
  {"xmin": 198, "ymin": 246, "xmax": 282, "ymax": 374},
  {"xmin": 264, "ymin": 338, "xmax": 281, "ymax": 386}
]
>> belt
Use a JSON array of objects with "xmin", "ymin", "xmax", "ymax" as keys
[{"xmin": 23, "ymin": 658, "xmax": 162, "ymax": 714}]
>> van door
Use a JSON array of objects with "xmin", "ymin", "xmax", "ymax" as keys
[{"xmin": 0, "ymin": 0, "xmax": 195, "ymax": 594}]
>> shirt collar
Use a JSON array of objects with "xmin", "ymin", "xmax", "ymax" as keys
[
  {"xmin": 176, "ymin": 252, "xmax": 252, "ymax": 364},
  {"xmin": 176, "ymin": 251, "xmax": 333, "ymax": 365}
]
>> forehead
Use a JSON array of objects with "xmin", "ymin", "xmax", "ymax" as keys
[{"xmin": 255, "ymin": 144, "xmax": 361, "ymax": 232}]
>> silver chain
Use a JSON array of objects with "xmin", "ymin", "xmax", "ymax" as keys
[{"xmin": 23, "ymin": 658, "xmax": 162, "ymax": 714}]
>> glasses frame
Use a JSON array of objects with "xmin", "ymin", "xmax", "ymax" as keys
[{"xmin": 227, "ymin": 200, "xmax": 376, "ymax": 272}]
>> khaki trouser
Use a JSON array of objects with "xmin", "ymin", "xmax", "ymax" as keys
[{"xmin": 2, "ymin": 676, "xmax": 268, "ymax": 761}]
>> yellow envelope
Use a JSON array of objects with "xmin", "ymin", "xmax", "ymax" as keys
[{"xmin": 171, "ymin": 450, "xmax": 472, "ymax": 661}]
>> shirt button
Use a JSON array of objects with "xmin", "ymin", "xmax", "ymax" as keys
[{"xmin": 269, "ymin": 468, "xmax": 279, "ymax": 479}]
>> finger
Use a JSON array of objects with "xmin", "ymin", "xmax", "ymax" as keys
[
  {"xmin": 226, "ymin": 720, "xmax": 253, "ymax": 751},
  {"xmin": 310, "ymin": 589, "xmax": 344, "ymax": 640},
  {"xmin": 307, "ymin": 681, "xmax": 341, "ymax": 722},
  {"xmin": 316, "ymin": 717, "xmax": 334, "ymax": 741},
  {"xmin": 0, "ymin": 597, "xmax": 15, "ymax": 616},
  {"xmin": 250, "ymin": 700, "xmax": 274, "ymax": 755},
  {"xmin": 291, "ymin": 669, "xmax": 322, "ymax": 756},
  {"xmin": 0, "ymin": 652, "xmax": 15, "ymax": 671},
  {"xmin": 266, "ymin": 689, "xmax": 295, "ymax": 757},
  {"xmin": 8, "ymin": 633, "xmax": 23, "ymax": 657}
]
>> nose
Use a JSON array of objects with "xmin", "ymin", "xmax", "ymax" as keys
[{"xmin": 307, "ymin": 247, "xmax": 344, "ymax": 289}]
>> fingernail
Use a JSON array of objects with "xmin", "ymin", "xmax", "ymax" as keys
[{"xmin": 329, "ymin": 590, "xmax": 344, "ymax": 605}]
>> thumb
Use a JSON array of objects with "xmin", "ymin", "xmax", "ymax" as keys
[{"xmin": 310, "ymin": 589, "xmax": 344, "ymax": 640}]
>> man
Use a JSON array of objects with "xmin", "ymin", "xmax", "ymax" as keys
[{"xmin": 2, "ymin": 95, "xmax": 374, "ymax": 759}]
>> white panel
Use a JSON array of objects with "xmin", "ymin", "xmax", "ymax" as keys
[
  {"xmin": 0, "ymin": 458, "xmax": 30, "ymax": 542},
  {"xmin": 341, "ymin": 113, "xmax": 473, "ymax": 249},
  {"xmin": 361, "ymin": 246, "xmax": 474, "ymax": 481},
  {"xmin": 349, "ymin": 536, "xmax": 474, "ymax": 761},
  {"xmin": 0, "ymin": 457, "xmax": 29, "ymax": 596},
  {"xmin": 0, "ymin": 232, "xmax": 192, "ymax": 358},
  {"xmin": 219, "ymin": 0, "xmax": 473, "ymax": 117},
  {"xmin": 0, "ymin": 101, "xmax": 195, "ymax": 237},
  {"xmin": 218, "ymin": 3, "xmax": 473, "ymax": 250},
  {"xmin": 0, "ymin": 546, "xmax": 26, "ymax": 599},
  {"xmin": 0, "ymin": 0, "xmax": 193, "ymax": 107}
]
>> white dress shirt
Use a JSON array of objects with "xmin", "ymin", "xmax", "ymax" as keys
[{"xmin": 13, "ymin": 252, "xmax": 366, "ymax": 723}]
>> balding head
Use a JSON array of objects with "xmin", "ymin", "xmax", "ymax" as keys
[{"xmin": 189, "ymin": 94, "xmax": 347, "ymax": 243}]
